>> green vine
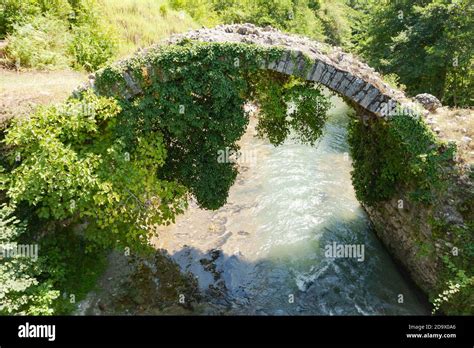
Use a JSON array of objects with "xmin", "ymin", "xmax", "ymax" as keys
[
  {"xmin": 249, "ymin": 70, "xmax": 330, "ymax": 146},
  {"xmin": 348, "ymin": 111, "xmax": 472, "ymax": 314},
  {"xmin": 3, "ymin": 41, "xmax": 331, "ymax": 252},
  {"xmin": 348, "ymin": 113, "xmax": 456, "ymax": 206},
  {"xmin": 429, "ymin": 218, "xmax": 474, "ymax": 315}
]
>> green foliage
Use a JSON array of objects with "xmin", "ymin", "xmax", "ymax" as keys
[
  {"xmin": 95, "ymin": 42, "xmax": 257, "ymax": 209},
  {"xmin": 97, "ymin": 0, "xmax": 199, "ymax": 57},
  {"xmin": 4, "ymin": 40, "xmax": 325, "ymax": 218},
  {"xmin": 95, "ymin": 42, "xmax": 259, "ymax": 210},
  {"xmin": 169, "ymin": 0, "xmax": 358, "ymax": 46},
  {"xmin": 5, "ymin": 15, "xmax": 72, "ymax": 69},
  {"xmin": 252, "ymin": 71, "xmax": 290, "ymax": 145},
  {"xmin": 0, "ymin": 0, "xmax": 37, "ymax": 37},
  {"xmin": 159, "ymin": 4, "xmax": 168, "ymax": 17},
  {"xmin": 432, "ymin": 256, "xmax": 473, "ymax": 315},
  {"xmin": 169, "ymin": 0, "xmax": 219, "ymax": 26},
  {"xmin": 37, "ymin": 226, "xmax": 108, "ymax": 314},
  {"xmin": 2, "ymin": 40, "xmax": 331, "ymax": 314},
  {"xmin": 0, "ymin": 206, "xmax": 108, "ymax": 315},
  {"xmin": 348, "ymin": 110, "xmax": 472, "ymax": 314},
  {"xmin": 0, "ymin": 204, "xmax": 59, "ymax": 315},
  {"xmin": 317, "ymin": 0, "xmax": 358, "ymax": 47},
  {"xmin": 92, "ymin": 41, "xmax": 330, "ymax": 210},
  {"xmin": 380, "ymin": 73, "xmax": 406, "ymax": 92},
  {"xmin": 250, "ymin": 70, "xmax": 330, "ymax": 146},
  {"xmin": 356, "ymin": 0, "xmax": 474, "ymax": 107},
  {"xmin": 0, "ymin": 0, "xmax": 72, "ymax": 37},
  {"xmin": 428, "ymin": 219, "xmax": 474, "ymax": 315},
  {"xmin": 4, "ymin": 91, "xmax": 187, "ymax": 251},
  {"xmin": 68, "ymin": 0, "xmax": 118, "ymax": 71},
  {"xmin": 348, "ymin": 113, "xmax": 456, "ymax": 205},
  {"xmin": 0, "ymin": 197, "xmax": 108, "ymax": 315},
  {"xmin": 70, "ymin": 22, "xmax": 117, "ymax": 71},
  {"xmin": 2, "ymin": 0, "xmax": 117, "ymax": 71},
  {"xmin": 220, "ymin": 0, "xmax": 297, "ymax": 30},
  {"xmin": 432, "ymin": 277, "xmax": 473, "ymax": 315}
]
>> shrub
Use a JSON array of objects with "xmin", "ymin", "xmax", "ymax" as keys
[
  {"xmin": 0, "ymin": 0, "xmax": 73, "ymax": 38},
  {"xmin": 2, "ymin": 0, "xmax": 117, "ymax": 71},
  {"xmin": 67, "ymin": 0, "xmax": 118, "ymax": 71},
  {"xmin": 70, "ymin": 22, "xmax": 117, "ymax": 71},
  {"xmin": 249, "ymin": 70, "xmax": 330, "ymax": 146},
  {"xmin": 4, "ymin": 91, "xmax": 187, "ymax": 251},
  {"xmin": 37, "ymin": 226, "xmax": 108, "ymax": 314},
  {"xmin": 348, "ymin": 113, "xmax": 456, "ymax": 205},
  {"xmin": 0, "ymin": 204, "xmax": 59, "ymax": 315},
  {"xmin": 5, "ymin": 15, "xmax": 72, "ymax": 70}
]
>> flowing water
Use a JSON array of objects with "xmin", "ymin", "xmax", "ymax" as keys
[{"xmin": 152, "ymin": 94, "xmax": 430, "ymax": 315}]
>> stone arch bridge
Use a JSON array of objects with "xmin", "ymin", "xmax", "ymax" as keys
[
  {"xmin": 72, "ymin": 24, "xmax": 470, "ymax": 303},
  {"xmin": 76, "ymin": 23, "xmax": 422, "ymax": 119}
]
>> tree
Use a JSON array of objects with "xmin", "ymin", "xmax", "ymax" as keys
[{"xmin": 357, "ymin": 0, "xmax": 473, "ymax": 107}]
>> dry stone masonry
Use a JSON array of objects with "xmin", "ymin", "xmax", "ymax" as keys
[{"xmin": 76, "ymin": 23, "xmax": 423, "ymax": 120}]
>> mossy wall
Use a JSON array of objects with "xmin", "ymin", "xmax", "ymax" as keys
[{"xmin": 347, "ymin": 106, "xmax": 474, "ymax": 315}]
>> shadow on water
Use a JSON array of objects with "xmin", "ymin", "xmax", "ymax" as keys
[
  {"xmin": 156, "ymin": 92, "xmax": 431, "ymax": 316},
  {"xmin": 167, "ymin": 212, "xmax": 432, "ymax": 316}
]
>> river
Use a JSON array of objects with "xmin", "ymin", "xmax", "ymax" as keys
[{"xmin": 152, "ymin": 93, "xmax": 430, "ymax": 315}]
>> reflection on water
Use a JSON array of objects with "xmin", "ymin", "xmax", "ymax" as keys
[{"xmin": 152, "ymin": 94, "xmax": 430, "ymax": 315}]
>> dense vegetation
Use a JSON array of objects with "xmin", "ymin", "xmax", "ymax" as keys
[
  {"xmin": 355, "ymin": 0, "xmax": 473, "ymax": 107},
  {"xmin": 3, "ymin": 0, "xmax": 471, "ymax": 108},
  {"xmin": 348, "ymin": 113, "xmax": 456, "ymax": 206},
  {"xmin": 0, "ymin": 41, "xmax": 330, "ymax": 314},
  {"xmin": 169, "ymin": 0, "xmax": 474, "ymax": 107},
  {"xmin": 0, "ymin": 0, "xmax": 116, "ymax": 71},
  {"xmin": 97, "ymin": 0, "xmax": 199, "ymax": 56},
  {"xmin": 0, "ymin": 0, "xmax": 472, "ymax": 315},
  {"xmin": 169, "ymin": 0, "xmax": 358, "ymax": 47},
  {"xmin": 0, "ymin": 204, "xmax": 59, "ymax": 314},
  {"xmin": 348, "ymin": 112, "xmax": 473, "ymax": 313}
]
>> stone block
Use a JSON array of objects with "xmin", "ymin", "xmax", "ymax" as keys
[
  {"xmin": 344, "ymin": 78, "xmax": 365, "ymax": 98},
  {"xmin": 328, "ymin": 71, "xmax": 345, "ymax": 89},
  {"xmin": 335, "ymin": 75, "xmax": 353, "ymax": 94},
  {"xmin": 123, "ymin": 71, "xmax": 142, "ymax": 96},
  {"xmin": 311, "ymin": 61, "xmax": 326, "ymax": 82},
  {"xmin": 360, "ymin": 86, "xmax": 380, "ymax": 109}
]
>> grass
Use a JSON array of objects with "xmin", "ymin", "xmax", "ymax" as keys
[
  {"xmin": 98, "ymin": 0, "xmax": 200, "ymax": 57},
  {"xmin": 0, "ymin": 0, "xmax": 200, "ymax": 126}
]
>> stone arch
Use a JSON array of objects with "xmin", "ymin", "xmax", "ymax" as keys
[
  {"xmin": 74, "ymin": 23, "xmax": 422, "ymax": 119},
  {"xmin": 69, "ymin": 24, "xmax": 472, "ymax": 305}
]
